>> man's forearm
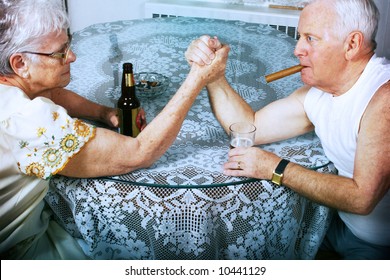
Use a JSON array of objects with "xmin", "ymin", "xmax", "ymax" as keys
[
  {"xmin": 207, "ymin": 78, "xmax": 255, "ymax": 133},
  {"xmin": 283, "ymin": 162, "xmax": 368, "ymax": 214}
]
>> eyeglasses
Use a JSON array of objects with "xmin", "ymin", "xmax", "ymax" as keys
[{"xmin": 21, "ymin": 35, "xmax": 72, "ymax": 65}]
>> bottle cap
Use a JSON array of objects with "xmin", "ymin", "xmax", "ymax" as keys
[{"xmin": 123, "ymin": 62, "xmax": 133, "ymax": 72}]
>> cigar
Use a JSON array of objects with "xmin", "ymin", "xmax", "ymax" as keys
[
  {"xmin": 268, "ymin": 4, "xmax": 304, "ymax": 11},
  {"xmin": 265, "ymin": 65, "xmax": 304, "ymax": 83}
]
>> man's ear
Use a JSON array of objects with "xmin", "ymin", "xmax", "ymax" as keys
[
  {"xmin": 9, "ymin": 53, "xmax": 29, "ymax": 78},
  {"xmin": 344, "ymin": 31, "xmax": 364, "ymax": 60}
]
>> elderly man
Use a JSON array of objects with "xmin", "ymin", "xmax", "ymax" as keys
[
  {"xmin": 0, "ymin": 0, "xmax": 228, "ymax": 259},
  {"xmin": 185, "ymin": 0, "xmax": 390, "ymax": 259}
]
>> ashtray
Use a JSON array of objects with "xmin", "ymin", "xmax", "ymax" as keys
[{"xmin": 134, "ymin": 72, "xmax": 169, "ymax": 98}]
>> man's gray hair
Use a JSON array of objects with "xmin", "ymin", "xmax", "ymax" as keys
[
  {"xmin": 308, "ymin": 0, "xmax": 380, "ymax": 49},
  {"xmin": 0, "ymin": 0, "xmax": 69, "ymax": 76}
]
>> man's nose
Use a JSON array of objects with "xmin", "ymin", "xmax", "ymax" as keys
[{"xmin": 294, "ymin": 37, "xmax": 305, "ymax": 58}]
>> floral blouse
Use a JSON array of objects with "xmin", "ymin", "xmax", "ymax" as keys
[{"xmin": 0, "ymin": 84, "xmax": 96, "ymax": 258}]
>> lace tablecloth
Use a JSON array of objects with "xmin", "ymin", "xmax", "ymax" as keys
[{"xmin": 46, "ymin": 17, "xmax": 336, "ymax": 259}]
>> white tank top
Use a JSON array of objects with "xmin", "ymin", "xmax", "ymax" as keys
[{"xmin": 304, "ymin": 54, "xmax": 390, "ymax": 246}]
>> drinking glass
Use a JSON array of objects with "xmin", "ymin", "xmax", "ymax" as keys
[{"xmin": 229, "ymin": 122, "xmax": 256, "ymax": 148}]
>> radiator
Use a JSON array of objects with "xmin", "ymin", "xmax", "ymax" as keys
[{"xmin": 144, "ymin": 0, "xmax": 301, "ymax": 39}]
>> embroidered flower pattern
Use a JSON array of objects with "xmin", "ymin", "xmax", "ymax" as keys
[
  {"xmin": 37, "ymin": 127, "xmax": 47, "ymax": 137},
  {"xmin": 60, "ymin": 134, "xmax": 79, "ymax": 153},
  {"xmin": 19, "ymin": 140, "xmax": 29, "ymax": 149},
  {"xmin": 52, "ymin": 112, "xmax": 59, "ymax": 121},
  {"xmin": 17, "ymin": 110, "xmax": 95, "ymax": 179},
  {"xmin": 74, "ymin": 119, "xmax": 91, "ymax": 137},
  {"xmin": 42, "ymin": 148, "xmax": 62, "ymax": 168},
  {"xmin": 25, "ymin": 162, "xmax": 45, "ymax": 178}
]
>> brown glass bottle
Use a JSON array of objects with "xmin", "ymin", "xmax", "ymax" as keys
[{"xmin": 117, "ymin": 63, "xmax": 141, "ymax": 137}]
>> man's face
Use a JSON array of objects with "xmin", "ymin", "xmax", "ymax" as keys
[{"xmin": 294, "ymin": 1, "xmax": 347, "ymax": 93}]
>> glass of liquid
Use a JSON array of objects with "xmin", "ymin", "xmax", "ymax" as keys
[{"xmin": 229, "ymin": 122, "xmax": 256, "ymax": 148}]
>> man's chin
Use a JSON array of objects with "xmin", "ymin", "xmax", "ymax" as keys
[{"xmin": 300, "ymin": 75, "xmax": 315, "ymax": 87}]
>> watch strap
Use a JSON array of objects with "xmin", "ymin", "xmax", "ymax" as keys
[
  {"xmin": 272, "ymin": 159, "xmax": 290, "ymax": 186},
  {"xmin": 274, "ymin": 159, "xmax": 290, "ymax": 175}
]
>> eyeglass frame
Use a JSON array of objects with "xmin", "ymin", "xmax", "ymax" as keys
[{"xmin": 20, "ymin": 35, "xmax": 72, "ymax": 65}]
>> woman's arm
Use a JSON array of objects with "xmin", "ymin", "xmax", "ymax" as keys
[{"xmin": 38, "ymin": 87, "xmax": 120, "ymax": 127}]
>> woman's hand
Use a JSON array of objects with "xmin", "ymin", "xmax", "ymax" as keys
[
  {"xmin": 103, "ymin": 107, "xmax": 120, "ymax": 128},
  {"xmin": 105, "ymin": 107, "xmax": 147, "ymax": 132},
  {"xmin": 136, "ymin": 108, "xmax": 147, "ymax": 131}
]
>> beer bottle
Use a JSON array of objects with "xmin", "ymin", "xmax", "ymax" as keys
[{"xmin": 117, "ymin": 63, "xmax": 141, "ymax": 137}]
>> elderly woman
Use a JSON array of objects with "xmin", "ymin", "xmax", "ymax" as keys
[{"xmin": 0, "ymin": 0, "xmax": 228, "ymax": 259}]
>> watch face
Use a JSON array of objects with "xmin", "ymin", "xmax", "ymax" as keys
[{"xmin": 272, "ymin": 173, "xmax": 283, "ymax": 186}]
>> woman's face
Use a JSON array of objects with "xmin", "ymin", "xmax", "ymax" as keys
[{"xmin": 25, "ymin": 31, "xmax": 76, "ymax": 92}]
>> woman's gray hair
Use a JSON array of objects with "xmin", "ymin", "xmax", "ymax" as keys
[
  {"xmin": 309, "ymin": 0, "xmax": 380, "ymax": 49},
  {"xmin": 0, "ymin": 0, "xmax": 69, "ymax": 76}
]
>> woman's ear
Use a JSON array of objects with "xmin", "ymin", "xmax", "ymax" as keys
[
  {"xmin": 9, "ymin": 53, "xmax": 30, "ymax": 78},
  {"xmin": 344, "ymin": 31, "xmax": 364, "ymax": 60}
]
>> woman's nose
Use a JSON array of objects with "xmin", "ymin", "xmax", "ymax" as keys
[{"xmin": 67, "ymin": 49, "xmax": 77, "ymax": 64}]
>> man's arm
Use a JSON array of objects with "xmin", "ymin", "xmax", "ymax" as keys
[
  {"xmin": 226, "ymin": 82, "xmax": 390, "ymax": 215},
  {"xmin": 207, "ymin": 79, "xmax": 314, "ymax": 144},
  {"xmin": 287, "ymin": 81, "xmax": 390, "ymax": 214},
  {"xmin": 186, "ymin": 35, "xmax": 314, "ymax": 144}
]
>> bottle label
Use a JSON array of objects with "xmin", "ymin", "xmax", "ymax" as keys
[
  {"xmin": 125, "ymin": 73, "xmax": 135, "ymax": 87},
  {"xmin": 118, "ymin": 107, "xmax": 140, "ymax": 137}
]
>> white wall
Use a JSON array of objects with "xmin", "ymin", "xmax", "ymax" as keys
[
  {"xmin": 67, "ymin": 0, "xmax": 147, "ymax": 33},
  {"xmin": 67, "ymin": 0, "xmax": 389, "ymax": 59},
  {"xmin": 374, "ymin": 0, "xmax": 390, "ymax": 59}
]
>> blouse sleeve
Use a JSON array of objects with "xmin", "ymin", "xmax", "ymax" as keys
[{"xmin": 3, "ymin": 96, "xmax": 96, "ymax": 180}]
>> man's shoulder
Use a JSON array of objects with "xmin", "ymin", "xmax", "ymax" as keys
[
  {"xmin": 375, "ymin": 80, "xmax": 390, "ymax": 100},
  {"xmin": 367, "ymin": 80, "xmax": 390, "ymax": 113}
]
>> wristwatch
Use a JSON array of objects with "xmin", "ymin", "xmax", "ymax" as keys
[{"xmin": 271, "ymin": 159, "xmax": 290, "ymax": 186}]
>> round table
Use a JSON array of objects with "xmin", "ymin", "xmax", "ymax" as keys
[{"xmin": 46, "ymin": 17, "xmax": 336, "ymax": 260}]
